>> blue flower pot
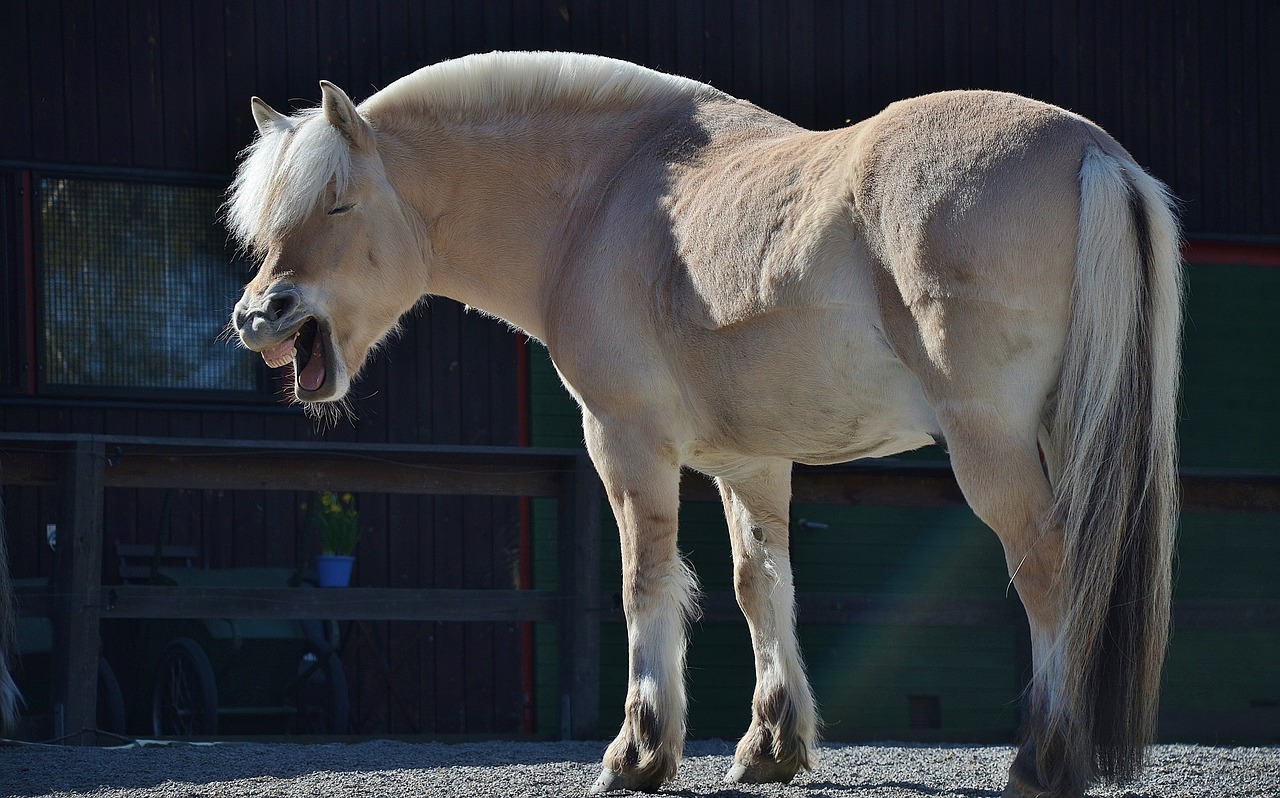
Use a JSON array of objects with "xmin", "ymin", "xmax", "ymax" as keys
[{"xmin": 316, "ymin": 555, "xmax": 355, "ymax": 587}]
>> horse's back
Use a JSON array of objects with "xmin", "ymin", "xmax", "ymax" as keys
[
  {"xmin": 556, "ymin": 88, "xmax": 1123, "ymax": 468},
  {"xmin": 662, "ymin": 89, "xmax": 1097, "ymax": 334}
]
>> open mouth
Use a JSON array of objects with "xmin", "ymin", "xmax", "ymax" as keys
[{"xmin": 259, "ymin": 318, "xmax": 329, "ymax": 394}]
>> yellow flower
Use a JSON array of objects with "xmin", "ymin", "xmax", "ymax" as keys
[{"xmin": 308, "ymin": 490, "xmax": 360, "ymax": 556}]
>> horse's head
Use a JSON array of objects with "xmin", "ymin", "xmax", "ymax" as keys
[{"xmin": 228, "ymin": 82, "xmax": 425, "ymax": 406}]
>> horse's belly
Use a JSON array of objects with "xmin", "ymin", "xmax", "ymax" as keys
[
  {"xmin": 721, "ymin": 373, "xmax": 937, "ymax": 466},
  {"xmin": 678, "ymin": 312, "xmax": 940, "ymax": 472}
]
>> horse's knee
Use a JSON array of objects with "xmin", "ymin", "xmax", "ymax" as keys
[{"xmin": 731, "ymin": 538, "xmax": 781, "ymax": 612}]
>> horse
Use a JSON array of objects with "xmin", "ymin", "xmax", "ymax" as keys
[{"xmin": 227, "ymin": 51, "xmax": 1181, "ymax": 798}]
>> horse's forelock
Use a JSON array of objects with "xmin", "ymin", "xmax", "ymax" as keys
[{"xmin": 226, "ymin": 109, "xmax": 352, "ymax": 251}]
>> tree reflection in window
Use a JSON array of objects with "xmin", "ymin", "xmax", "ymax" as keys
[{"xmin": 38, "ymin": 177, "xmax": 257, "ymax": 392}]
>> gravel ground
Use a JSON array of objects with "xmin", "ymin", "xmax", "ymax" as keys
[{"xmin": 2, "ymin": 739, "xmax": 1277, "ymax": 798}]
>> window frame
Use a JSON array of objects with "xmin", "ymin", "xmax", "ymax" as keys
[
  {"xmin": 0, "ymin": 169, "xmax": 32, "ymax": 396},
  {"xmin": 1, "ymin": 162, "xmax": 275, "ymax": 405}
]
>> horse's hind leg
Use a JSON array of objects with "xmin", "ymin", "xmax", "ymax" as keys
[
  {"xmin": 936, "ymin": 403, "xmax": 1085, "ymax": 798},
  {"xmin": 718, "ymin": 459, "xmax": 818, "ymax": 784},
  {"xmin": 584, "ymin": 415, "xmax": 694, "ymax": 794}
]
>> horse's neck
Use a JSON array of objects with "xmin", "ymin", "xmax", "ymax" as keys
[{"xmin": 382, "ymin": 111, "xmax": 667, "ymax": 341}]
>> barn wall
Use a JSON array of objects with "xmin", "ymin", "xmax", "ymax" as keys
[
  {"xmin": 0, "ymin": 1, "xmax": 1274, "ymax": 235},
  {"xmin": 0, "ymin": 0, "xmax": 532, "ymax": 736},
  {"xmin": 1, "ymin": 0, "xmax": 1275, "ymax": 741}
]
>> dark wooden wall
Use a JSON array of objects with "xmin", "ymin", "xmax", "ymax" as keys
[
  {"xmin": 1, "ymin": 0, "xmax": 534, "ymax": 735},
  {"xmin": 1, "ymin": 1, "xmax": 1274, "ymax": 236},
  {"xmin": 1, "ymin": 0, "xmax": 1274, "ymax": 738}
]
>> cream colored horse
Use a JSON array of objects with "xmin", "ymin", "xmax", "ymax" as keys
[{"xmin": 228, "ymin": 52, "xmax": 1181, "ymax": 798}]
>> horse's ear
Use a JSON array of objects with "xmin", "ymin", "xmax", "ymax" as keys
[
  {"xmin": 320, "ymin": 80, "xmax": 374, "ymax": 152},
  {"xmin": 250, "ymin": 96, "xmax": 291, "ymax": 136}
]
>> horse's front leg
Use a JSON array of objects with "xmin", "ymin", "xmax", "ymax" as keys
[
  {"xmin": 718, "ymin": 459, "xmax": 819, "ymax": 784},
  {"xmin": 585, "ymin": 416, "xmax": 695, "ymax": 794}
]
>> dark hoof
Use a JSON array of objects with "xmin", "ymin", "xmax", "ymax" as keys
[
  {"xmin": 1002, "ymin": 779, "xmax": 1039, "ymax": 798},
  {"xmin": 1004, "ymin": 747, "xmax": 1045, "ymax": 798},
  {"xmin": 724, "ymin": 759, "xmax": 799, "ymax": 785},
  {"xmin": 589, "ymin": 767, "xmax": 663, "ymax": 795},
  {"xmin": 1003, "ymin": 744, "xmax": 1083, "ymax": 798}
]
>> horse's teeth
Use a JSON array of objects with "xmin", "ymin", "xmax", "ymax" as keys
[{"xmin": 260, "ymin": 333, "xmax": 300, "ymax": 369}]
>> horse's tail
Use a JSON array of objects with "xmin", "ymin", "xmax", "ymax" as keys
[
  {"xmin": 0, "ymin": 487, "xmax": 22, "ymax": 735},
  {"xmin": 1042, "ymin": 145, "xmax": 1182, "ymax": 786}
]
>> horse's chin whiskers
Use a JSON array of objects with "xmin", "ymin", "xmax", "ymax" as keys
[{"xmin": 301, "ymin": 395, "xmax": 357, "ymax": 432}]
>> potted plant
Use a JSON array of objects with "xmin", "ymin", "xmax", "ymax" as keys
[{"xmin": 308, "ymin": 491, "xmax": 359, "ymax": 587}]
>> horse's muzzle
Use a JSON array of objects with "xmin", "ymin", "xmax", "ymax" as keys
[{"xmin": 232, "ymin": 282, "xmax": 307, "ymax": 351}]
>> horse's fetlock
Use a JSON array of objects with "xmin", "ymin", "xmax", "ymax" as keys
[
  {"xmin": 629, "ymin": 696, "xmax": 665, "ymax": 752},
  {"xmin": 603, "ymin": 736, "xmax": 678, "ymax": 788},
  {"xmin": 737, "ymin": 684, "xmax": 818, "ymax": 774}
]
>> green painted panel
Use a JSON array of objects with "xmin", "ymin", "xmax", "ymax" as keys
[
  {"xmin": 526, "ymin": 256, "xmax": 1280, "ymax": 748},
  {"xmin": 1163, "ymin": 630, "xmax": 1280, "ymax": 710},
  {"xmin": 1175, "ymin": 513, "xmax": 1280, "ymax": 600},
  {"xmin": 1179, "ymin": 263, "xmax": 1280, "ymax": 469}
]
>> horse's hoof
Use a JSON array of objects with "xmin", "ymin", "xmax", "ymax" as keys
[
  {"xmin": 589, "ymin": 767, "xmax": 662, "ymax": 795},
  {"xmin": 724, "ymin": 759, "xmax": 799, "ymax": 785},
  {"xmin": 1002, "ymin": 781, "xmax": 1046, "ymax": 798},
  {"xmin": 1002, "ymin": 764, "xmax": 1058, "ymax": 798},
  {"xmin": 589, "ymin": 768, "xmax": 622, "ymax": 794}
]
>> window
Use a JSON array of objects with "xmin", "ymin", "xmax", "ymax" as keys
[{"xmin": 34, "ymin": 174, "xmax": 258, "ymax": 394}]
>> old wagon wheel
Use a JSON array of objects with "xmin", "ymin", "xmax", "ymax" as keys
[
  {"xmin": 151, "ymin": 637, "xmax": 218, "ymax": 736},
  {"xmin": 289, "ymin": 641, "xmax": 349, "ymax": 735},
  {"xmin": 96, "ymin": 656, "xmax": 127, "ymax": 735}
]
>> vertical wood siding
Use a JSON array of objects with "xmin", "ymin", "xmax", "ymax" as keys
[
  {"xmin": 1, "ymin": 1, "xmax": 1272, "ymax": 235},
  {"xmin": 1, "ymin": 0, "xmax": 1274, "ymax": 738}
]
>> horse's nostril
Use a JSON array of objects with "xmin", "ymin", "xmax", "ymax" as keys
[{"xmin": 266, "ymin": 292, "xmax": 298, "ymax": 322}]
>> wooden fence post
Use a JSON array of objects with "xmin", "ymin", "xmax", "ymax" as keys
[
  {"xmin": 49, "ymin": 439, "xmax": 104, "ymax": 745},
  {"xmin": 557, "ymin": 452, "xmax": 601, "ymax": 739}
]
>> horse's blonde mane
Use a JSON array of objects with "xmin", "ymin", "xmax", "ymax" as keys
[
  {"xmin": 226, "ymin": 52, "xmax": 717, "ymax": 250},
  {"xmin": 365, "ymin": 51, "xmax": 718, "ymax": 123}
]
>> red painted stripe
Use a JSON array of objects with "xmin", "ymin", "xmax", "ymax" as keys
[{"xmin": 1183, "ymin": 240, "xmax": 1280, "ymax": 267}]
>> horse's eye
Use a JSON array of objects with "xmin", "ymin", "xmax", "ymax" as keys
[{"xmin": 328, "ymin": 204, "xmax": 354, "ymax": 216}]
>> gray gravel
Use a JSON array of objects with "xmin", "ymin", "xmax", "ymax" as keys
[{"xmin": 2, "ymin": 738, "xmax": 1277, "ymax": 798}]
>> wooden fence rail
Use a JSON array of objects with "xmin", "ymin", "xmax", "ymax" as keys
[
  {"xmin": 1, "ymin": 433, "xmax": 601, "ymax": 745},
  {"xmin": 4, "ymin": 433, "xmax": 1279, "ymax": 744}
]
